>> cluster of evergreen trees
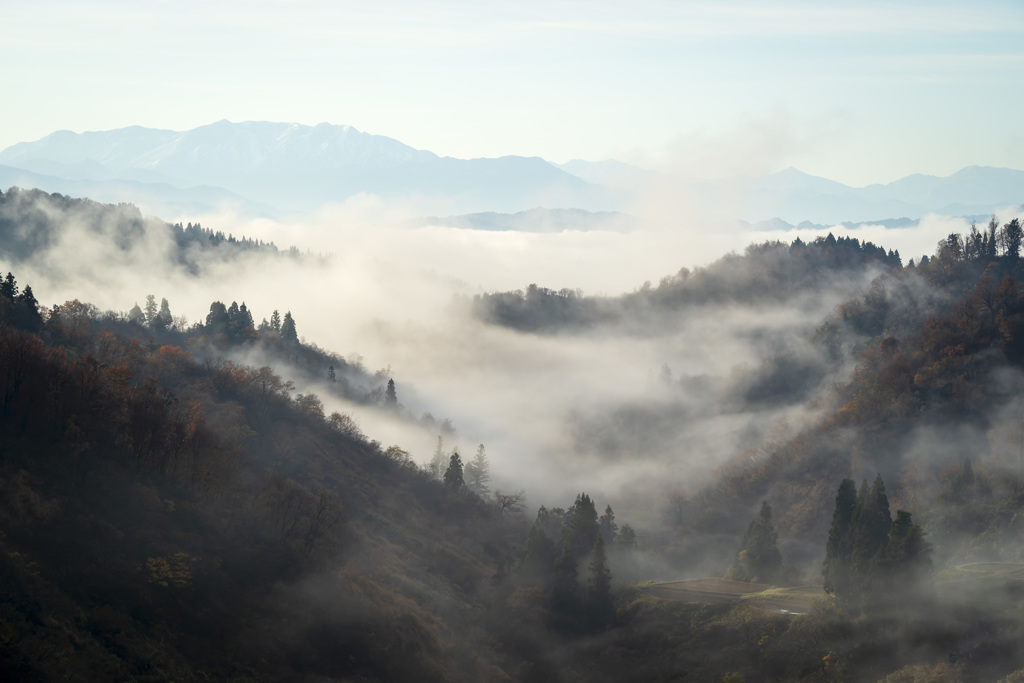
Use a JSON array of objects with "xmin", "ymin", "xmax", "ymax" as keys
[
  {"xmin": 926, "ymin": 216, "xmax": 1024, "ymax": 265},
  {"xmin": 426, "ymin": 438, "xmax": 492, "ymax": 499},
  {"xmin": 206, "ymin": 301, "xmax": 297, "ymax": 344},
  {"xmin": 171, "ymin": 221, "xmax": 280, "ymax": 254},
  {"xmin": 513, "ymin": 494, "xmax": 631, "ymax": 632},
  {"xmin": 126, "ymin": 295, "xmax": 300, "ymax": 345},
  {"xmin": 822, "ymin": 475, "xmax": 931, "ymax": 614},
  {"xmin": 0, "ymin": 272, "xmax": 42, "ymax": 332},
  {"xmin": 128, "ymin": 294, "xmax": 174, "ymax": 331}
]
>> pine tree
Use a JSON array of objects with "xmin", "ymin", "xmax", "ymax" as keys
[
  {"xmin": 560, "ymin": 493, "xmax": 599, "ymax": 561},
  {"xmin": 15, "ymin": 285, "xmax": 42, "ymax": 332},
  {"xmin": 327, "ymin": 365, "xmax": 337, "ymax": 382},
  {"xmin": 384, "ymin": 379, "xmax": 398, "ymax": 410},
  {"xmin": 205, "ymin": 301, "xmax": 230, "ymax": 336},
  {"xmin": 1005, "ymin": 218, "xmax": 1023, "ymax": 260},
  {"xmin": 599, "ymin": 505, "xmax": 619, "ymax": 545},
  {"xmin": 153, "ymin": 298, "xmax": 172, "ymax": 332},
  {"xmin": 731, "ymin": 500, "xmax": 782, "ymax": 583},
  {"xmin": 464, "ymin": 444, "xmax": 492, "ymax": 498},
  {"xmin": 144, "ymin": 294, "xmax": 158, "ymax": 327},
  {"xmin": 443, "ymin": 452, "xmax": 464, "ymax": 489},
  {"xmin": 881, "ymin": 510, "xmax": 932, "ymax": 577},
  {"xmin": 280, "ymin": 311, "xmax": 298, "ymax": 342},
  {"xmin": 238, "ymin": 302, "xmax": 254, "ymax": 330},
  {"xmin": 823, "ymin": 478, "xmax": 857, "ymax": 600},
  {"xmin": 616, "ymin": 524, "xmax": 637, "ymax": 549},
  {"xmin": 428, "ymin": 436, "xmax": 447, "ymax": 480},
  {"xmin": 270, "ymin": 309, "xmax": 281, "ymax": 332},
  {"xmin": 0, "ymin": 272, "xmax": 17, "ymax": 300},
  {"xmin": 853, "ymin": 475, "xmax": 891, "ymax": 573}
]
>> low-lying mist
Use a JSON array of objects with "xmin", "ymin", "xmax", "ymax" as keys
[{"xmin": 3, "ymin": 188, "xmax": 1012, "ymax": 533}]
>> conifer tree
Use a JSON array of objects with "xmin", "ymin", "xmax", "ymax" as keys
[
  {"xmin": 0, "ymin": 272, "xmax": 17, "ymax": 300},
  {"xmin": 281, "ymin": 311, "xmax": 298, "ymax": 342},
  {"xmin": 15, "ymin": 285, "xmax": 42, "ymax": 332},
  {"xmin": 327, "ymin": 365, "xmax": 337, "ymax": 382},
  {"xmin": 560, "ymin": 493, "xmax": 599, "ymax": 561},
  {"xmin": 616, "ymin": 524, "xmax": 637, "ymax": 549},
  {"xmin": 144, "ymin": 294, "xmax": 158, "ymax": 326},
  {"xmin": 384, "ymin": 379, "xmax": 398, "ymax": 409},
  {"xmin": 153, "ymin": 298, "xmax": 172, "ymax": 332},
  {"xmin": 428, "ymin": 436, "xmax": 447, "ymax": 480},
  {"xmin": 128, "ymin": 303, "xmax": 145, "ymax": 326},
  {"xmin": 464, "ymin": 444, "xmax": 492, "ymax": 498},
  {"xmin": 443, "ymin": 452, "xmax": 464, "ymax": 489},
  {"xmin": 731, "ymin": 500, "xmax": 782, "ymax": 583},
  {"xmin": 823, "ymin": 478, "xmax": 857, "ymax": 599},
  {"xmin": 599, "ymin": 505, "xmax": 619, "ymax": 545},
  {"xmin": 852, "ymin": 475, "xmax": 891, "ymax": 573},
  {"xmin": 237, "ymin": 302, "xmax": 254, "ymax": 330},
  {"xmin": 1005, "ymin": 218, "xmax": 1023, "ymax": 260},
  {"xmin": 270, "ymin": 309, "xmax": 281, "ymax": 332},
  {"xmin": 205, "ymin": 301, "xmax": 230, "ymax": 336}
]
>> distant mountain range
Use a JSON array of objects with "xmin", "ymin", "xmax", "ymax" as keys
[
  {"xmin": 0, "ymin": 121, "xmax": 610, "ymax": 216},
  {"xmin": 0, "ymin": 121, "xmax": 1021, "ymax": 225}
]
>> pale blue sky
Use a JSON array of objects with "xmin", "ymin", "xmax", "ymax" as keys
[{"xmin": 3, "ymin": 0, "xmax": 1023, "ymax": 185}]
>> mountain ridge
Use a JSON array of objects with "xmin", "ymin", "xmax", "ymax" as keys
[{"xmin": 2, "ymin": 122, "xmax": 1022, "ymax": 223}]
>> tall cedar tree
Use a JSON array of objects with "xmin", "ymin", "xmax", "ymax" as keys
[
  {"xmin": 464, "ymin": 444, "xmax": 491, "ymax": 498},
  {"xmin": 144, "ymin": 294, "xmax": 158, "ymax": 326},
  {"xmin": 428, "ymin": 436, "xmax": 447, "ymax": 480},
  {"xmin": 598, "ymin": 505, "xmax": 618, "ymax": 545},
  {"xmin": 731, "ymin": 500, "xmax": 782, "ymax": 583},
  {"xmin": 281, "ymin": 311, "xmax": 298, "ymax": 342},
  {"xmin": 443, "ymin": 452, "xmax": 464, "ymax": 489},
  {"xmin": 823, "ymin": 478, "xmax": 857, "ymax": 598},
  {"xmin": 384, "ymin": 379, "xmax": 398, "ymax": 409},
  {"xmin": 561, "ymin": 493, "xmax": 599, "ymax": 560},
  {"xmin": 822, "ymin": 475, "xmax": 929, "ymax": 613},
  {"xmin": 206, "ymin": 301, "xmax": 230, "ymax": 337}
]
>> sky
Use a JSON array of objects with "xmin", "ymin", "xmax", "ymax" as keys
[{"xmin": 3, "ymin": 0, "xmax": 1024, "ymax": 187}]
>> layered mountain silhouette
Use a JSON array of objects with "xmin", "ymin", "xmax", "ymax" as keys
[
  {"xmin": 1, "ymin": 121, "xmax": 1022, "ymax": 224},
  {"xmin": 0, "ymin": 121, "xmax": 608, "ymax": 215}
]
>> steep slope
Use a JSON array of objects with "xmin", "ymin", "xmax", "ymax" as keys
[{"xmin": 0, "ymin": 278, "xmax": 527, "ymax": 681}]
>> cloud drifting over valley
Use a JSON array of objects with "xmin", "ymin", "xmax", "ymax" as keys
[{"xmin": 11, "ymin": 189, "xmax": 1015, "ymax": 518}]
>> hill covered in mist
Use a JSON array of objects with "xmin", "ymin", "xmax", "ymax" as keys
[{"xmin": 5, "ymin": 189, "xmax": 1024, "ymax": 680}]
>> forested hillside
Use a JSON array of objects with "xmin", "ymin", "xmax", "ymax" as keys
[
  {"xmin": 0, "ymin": 187, "xmax": 290, "ymax": 272},
  {"xmin": 5, "ymin": 188, "xmax": 1024, "ymax": 680}
]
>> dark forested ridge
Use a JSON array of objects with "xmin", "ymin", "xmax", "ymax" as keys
[
  {"xmin": 0, "ymin": 186, "xmax": 291, "ymax": 273},
  {"xmin": 5, "ymin": 192, "xmax": 1024, "ymax": 680},
  {"xmin": 472, "ymin": 233, "xmax": 903, "ymax": 334}
]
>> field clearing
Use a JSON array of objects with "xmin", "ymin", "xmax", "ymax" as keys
[
  {"xmin": 938, "ymin": 562, "xmax": 1024, "ymax": 583},
  {"xmin": 640, "ymin": 579, "xmax": 824, "ymax": 614}
]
